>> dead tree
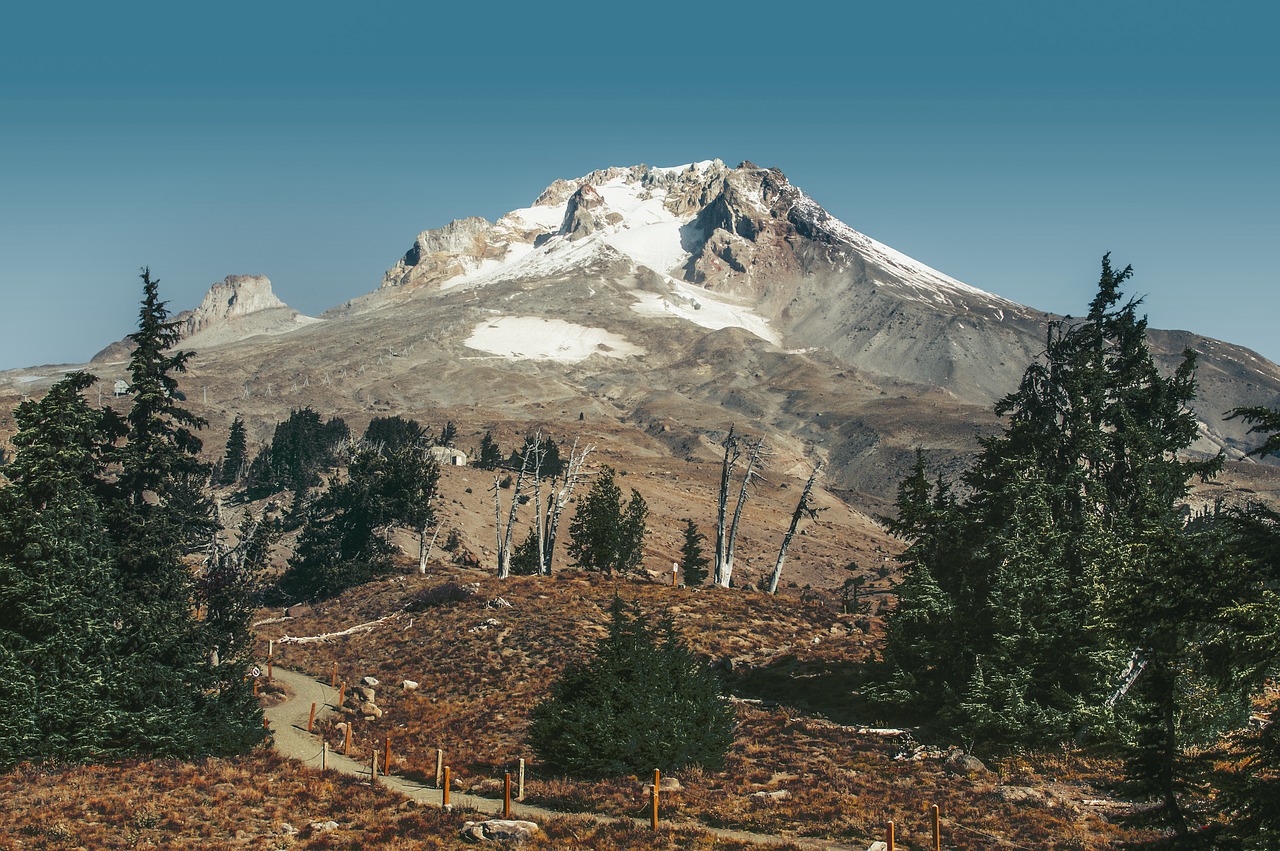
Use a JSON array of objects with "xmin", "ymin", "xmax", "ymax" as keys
[
  {"xmin": 492, "ymin": 444, "xmax": 536, "ymax": 579},
  {"xmin": 766, "ymin": 461, "xmax": 823, "ymax": 594},
  {"xmin": 717, "ymin": 432, "xmax": 764, "ymax": 589},
  {"xmin": 539, "ymin": 438, "xmax": 594, "ymax": 575},
  {"xmin": 713, "ymin": 427, "xmax": 740, "ymax": 587}
]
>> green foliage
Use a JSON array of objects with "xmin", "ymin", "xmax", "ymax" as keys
[
  {"xmin": 244, "ymin": 408, "xmax": 349, "ymax": 497},
  {"xmin": 872, "ymin": 256, "xmax": 1261, "ymax": 838},
  {"xmin": 509, "ymin": 434, "xmax": 564, "ymax": 479},
  {"xmin": 0, "ymin": 269, "xmax": 265, "ymax": 768},
  {"xmin": 363, "ymin": 415, "xmax": 425, "ymax": 452},
  {"xmin": 435, "ymin": 421, "xmax": 457, "ymax": 448},
  {"xmin": 477, "ymin": 431, "xmax": 502, "ymax": 470},
  {"xmin": 527, "ymin": 599, "xmax": 735, "ymax": 778},
  {"xmin": 679, "ymin": 519, "xmax": 709, "ymax": 586},
  {"xmin": 509, "ymin": 528, "xmax": 543, "ymax": 576},
  {"xmin": 567, "ymin": 467, "xmax": 648, "ymax": 574},
  {"xmin": 280, "ymin": 440, "xmax": 438, "ymax": 600},
  {"xmin": 215, "ymin": 415, "xmax": 248, "ymax": 486}
]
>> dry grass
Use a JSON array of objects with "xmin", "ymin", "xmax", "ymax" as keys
[
  {"xmin": 0, "ymin": 749, "xmax": 797, "ymax": 850},
  {"xmin": 264, "ymin": 568, "xmax": 1152, "ymax": 850}
]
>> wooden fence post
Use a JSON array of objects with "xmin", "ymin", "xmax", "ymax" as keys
[
  {"xmin": 504, "ymin": 773, "xmax": 512, "ymax": 818},
  {"xmin": 443, "ymin": 766, "xmax": 451, "ymax": 806},
  {"xmin": 887, "ymin": 820, "xmax": 895, "ymax": 851},
  {"xmin": 384, "ymin": 736, "xmax": 391, "ymax": 774},
  {"xmin": 518, "ymin": 758, "xmax": 525, "ymax": 800},
  {"xmin": 931, "ymin": 804, "xmax": 940, "ymax": 851},
  {"xmin": 344, "ymin": 722, "xmax": 352, "ymax": 755},
  {"xmin": 331, "ymin": 661, "xmax": 337, "ymax": 688},
  {"xmin": 371, "ymin": 747, "xmax": 378, "ymax": 781},
  {"xmin": 307, "ymin": 702, "xmax": 317, "ymax": 733},
  {"xmin": 436, "ymin": 749, "xmax": 444, "ymax": 787},
  {"xmin": 338, "ymin": 682, "xmax": 345, "ymax": 709},
  {"xmin": 651, "ymin": 769, "xmax": 660, "ymax": 831},
  {"xmin": 672, "ymin": 562, "xmax": 678, "ymax": 587}
]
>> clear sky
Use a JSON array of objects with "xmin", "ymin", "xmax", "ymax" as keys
[{"xmin": 2, "ymin": 2, "xmax": 1276, "ymax": 370}]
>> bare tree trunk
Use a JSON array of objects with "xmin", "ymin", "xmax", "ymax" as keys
[
  {"xmin": 721, "ymin": 437, "xmax": 763, "ymax": 588},
  {"xmin": 494, "ymin": 444, "xmax": 535, "ymax": 579},
  {"xmin": 713, "ymin": 427, "xmax": 739, "ymax": 587},
  {"xmin": 418, "ymin": 521, "xmax": 441, "ymax": 574},
  {"xmin": 767, "ymin": 461, "xmax": 822, "ymax": 594},
  {"xmin": 492, "ymin": 474, "xmax": 505, "ymax": 574},
  {"xmin": 542, "ymin": 439, "xmax": 593, "ymax": 576}
]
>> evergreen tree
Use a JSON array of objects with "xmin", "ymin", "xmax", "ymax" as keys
[
  {"xmin": 363, "ymin": 415, "xmax": 425, "ymax": 452},
  {"xmin": 280, "ymin": 440, "xmax": 438, "ymax": 600},
  {"xmin": 244, "ymin": 408, "xmax": 349, "ymax": 497},
  {"xmin": 567, "ymin": 467, "xmax": 647, "ymax": 574},
  {"xmin": 679, "ymin": 518, "xmax": 709, "ymax": 586},
  {"xmin": 436, "ymin": 421, "xmax": 457, "ymax": 448},
  {"xmin": 216, "ymin": 415, "xmax": 248, "ymax": 486},
  {"xmin": 0, "ymin": 373, "xmax": 124, "ymax": 766},
  {"xmin": 477, "ymin": 431, "xmax": 502, "ymax": 470},
  {"xmin": 509, "ymin": 528, "xmax": 542, "ymax": 576},
  {"xmin": 874, "ymin": 257, "xmax": 1221, "ymax": 760},
  {"xmin": 527, "ymin": 598, "xmax": 734, "ymax": 777}
]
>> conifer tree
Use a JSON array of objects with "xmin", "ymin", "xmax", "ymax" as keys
[
  {"xmin": 477, "ymin": 431, "xmax": 501, "ymax": 470},
  {"xmin": 527, "ymin": 598, "xmax": 734, "ymax": 777},
  {"xmin": 679, "ymin": 519, "xmax": 709, "ymax": 586},
  {"xmin": 216, "ymin": 415, "xmax": 248, "ymax": 485},
  {"xmin": 567, "ymin": 467, "xmax": 648, "ymax": 574},
  {"xmin": 0, "ymin": 373, "xmax": 123, "ymax": 766}
]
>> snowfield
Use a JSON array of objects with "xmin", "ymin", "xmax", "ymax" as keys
[
  {"xmin": 462, "ymin": 316, "xmax": 643, "ymax": 362},
  {"xmin": 630, "ymin": 279, "xmax": 782, "ymax": 345}
]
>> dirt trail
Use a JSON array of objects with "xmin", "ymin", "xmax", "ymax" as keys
[{"xmin": 265, "ymin": 667, "xmax": 861, "ymax": 850}]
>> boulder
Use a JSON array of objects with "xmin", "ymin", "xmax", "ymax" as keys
[
  {"xmin": 402, "ymin": 679, "xmax": 420, "ymax": 692},
  {"xmin": 945, "ymin": 750, "xmax": 988, "ymax": 775},
  {"xmin": 356, "ymin": 686, "xmax": 376, "ymax": 703},
  {"xmin": 460, "ymin": 819, "xmax": 539, "ymax": 843},
  {"xmin": 361, "ymin": 676, "xmax": 380, "ymax": 688},
  {"xmin": 309, "ymin": 820, "xmax": 339, "ymax": 833},
  {"xmin": 750, "ymin": 789, "xmax": 790, "ymax": 801},
  {"xmin": 640, "ymin": 775, "xmax": 683, "ymax": 794},
  {"xmin": 358, "ymin": 701, "xmax": 383, "ymax": 719}
]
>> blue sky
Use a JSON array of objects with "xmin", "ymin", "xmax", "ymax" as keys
[{"xmin": 2, "ymin": 2, "xmax": 1276, "ymax": 370}]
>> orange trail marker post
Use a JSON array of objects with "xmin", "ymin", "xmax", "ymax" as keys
[
  {"xmin": 931, "ymin": 805, "xmax": 940, "ymax": 851},
  {"xmin": 651, "ymin": 768, "xmax": 660, "ymax": 831},
  {"xmin": 371, "ymin": 748, "xmax": 378, "ymax": 781},
  {"xmin": 672, "ymin": 562, "xmax": 678, "ymax": 587},
  {"xmin": 887, "ymin": 820, "xmax": 895, "ymax": 851},
  {"xmin": 504, "ymin": 773, "xmax": 512, "ymax": 818},
  {"xmin": 443, "ymin": 766, "xmax": 451, "ymax": 806},
  {"xmin": 307, "ymin": 702, "xmax": 317, "ymax": 732},
  {"xmin": 337, "ymin": 682, "xmax": 345, "ymax": 708},
  {"xmin": 344, "ymin": 723, "xmax": 352, "ymax": 755},
  {"xmin": 384, "ymin": 736, "xmax": 391, "ymax": 774}
]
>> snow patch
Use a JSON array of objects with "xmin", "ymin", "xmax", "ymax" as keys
[
  {"xmin": 463, "ymin": 316, "xmax": 643, "ymax": 362},
  {"xmin": 630, "ymin": 279, "xmax": 781, "ymax": 346}
]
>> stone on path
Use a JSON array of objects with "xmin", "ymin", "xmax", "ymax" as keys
[{"xmin": 459, "ymin": 819, "xmax": 539, "ymax": 843}]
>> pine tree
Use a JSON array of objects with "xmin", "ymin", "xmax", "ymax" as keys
[
  {"xmin": 874, "ymin": 257, "xmax": 1223, "ymax": 766},
  {"xmin": 477, "ymin": 431, "xmax": 501, "ymax": 470},
  {"xmin": 216, "ymin": 415, "xmax": 248, "ymax": 486},
  {"xmin": 280, "ymin": 440, "xmax": 438, "ymax": 600},
  {"xmin": 0, "ymin": 373, "xmax": 124, "ymax": 766},
  {"xmin": 527, "ymin": 598, "xmax": 734, "ymax": 777},
  {"xmin": 567, "ymin": 467, "xmax": 648, "ymax": 574},
  {"xmin": 679, "ymin": 519, "xmax": 709, "ymax": 586}
]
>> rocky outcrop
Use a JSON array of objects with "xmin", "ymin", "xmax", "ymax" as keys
[
  {"xmin": 558, "ymin": 184, "xmax": 606, "ymax": 240},
  {"xmin": 91, "ymin": 274, "xmax": 314, "ymax": 362}
]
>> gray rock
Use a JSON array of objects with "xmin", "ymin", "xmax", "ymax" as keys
[
  {"xmin": 459, "ymin": 819, "xmax": 539, "ymax": 843},
  {"xmin": 945, "ymin": 750, "xmax": 988, "ymax": 775},
  {"xmin": 750, "ymin": 789, "xmax": 790, "ymax": 801},
  {"xmin": 309, "ymin": 820, "xmax": 339, "ymax": 833}
]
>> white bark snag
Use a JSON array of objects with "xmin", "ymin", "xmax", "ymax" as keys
[
  {"xmin": 493, "ymin": 438, "xmax": 536, "ymax": 579},
  {"xmin": 721, "ymin": 437, "xmax": 763, "ymax": 588},
  {"xmin": 713, "ymin": 427, "xmax": 739, "ymax": 587},
  {"xmin": 767, "ymin": 461, "xmax": 823, "ymax": 595},
  {"xmin": 541, "ymin": 439, "xmax": 593, "ymax": 576},
  {"xmin": 419, "ymin": 521, "xmax": 441, "ymax": 574}
]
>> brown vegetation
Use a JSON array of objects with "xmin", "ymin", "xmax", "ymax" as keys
[{"xmin": 265, "ymin": 568, "xmax": 1152, "ymax": 849}]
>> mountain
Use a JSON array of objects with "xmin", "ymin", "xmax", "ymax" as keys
[{"xmin": 4, "ymin": 160, "xmax": 1278, "ymax": 535}]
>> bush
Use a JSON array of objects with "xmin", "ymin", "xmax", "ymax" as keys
[
  {"xmin": 405, "ymin": 582, "xmax": 475, "ymax": 611},
  {"xmin": 527, "ymin": 598, "xmax": 734, "ymax": 778}
]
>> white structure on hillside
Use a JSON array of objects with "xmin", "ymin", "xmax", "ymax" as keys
[{"xmin": 428, "ymin": 446, "xmax": 467, "ymax": 466}]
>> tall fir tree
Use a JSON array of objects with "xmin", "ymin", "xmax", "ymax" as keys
[
  {"xmin": 216, "ymin": 415, "xmax": 248, "ymax": 486},
  {"xmin": 679, "ymin": 518, "xmax": 710, "ymax": 586},
  {"xmin": 567, "ymin": 467, "xmax": 648, "ymax": 574}
]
